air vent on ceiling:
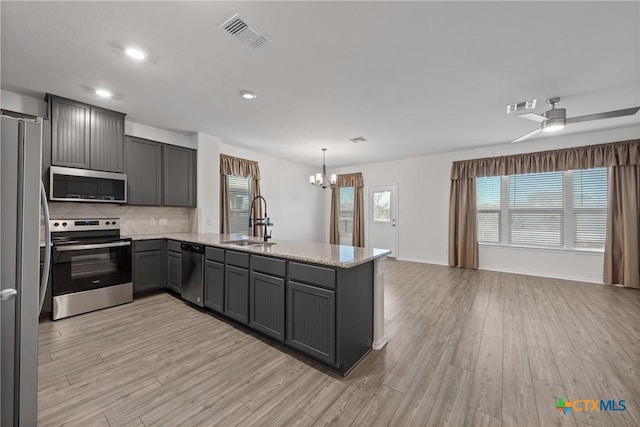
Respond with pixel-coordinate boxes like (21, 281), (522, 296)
(219, 14), (268, 49)
(349, 136), (367, 143)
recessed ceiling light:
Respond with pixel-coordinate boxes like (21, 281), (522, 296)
(125, 47), (146, 60)
(240, 90), (257, 100)
(95, 89), (112, 98)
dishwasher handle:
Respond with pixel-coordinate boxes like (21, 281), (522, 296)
(181, 243), (204, 253)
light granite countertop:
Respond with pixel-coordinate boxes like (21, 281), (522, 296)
(123, 232), (391, 268)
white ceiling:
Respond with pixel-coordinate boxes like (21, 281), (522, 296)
(2, 1), (639, 167)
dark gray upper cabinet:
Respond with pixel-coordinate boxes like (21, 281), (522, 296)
(50, 96), (91, 169)
(125, 137), (162, 206)
(163, 144), (197, 207)
(90, 107), (124, 172)
(48, 95), (125, 172)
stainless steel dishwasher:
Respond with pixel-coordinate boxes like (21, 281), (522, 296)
(181, 243), (204, 307)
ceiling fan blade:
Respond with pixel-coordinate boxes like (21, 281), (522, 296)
(567, 106), (640, 124)
(511, 128), (541, 143)
(516, 112), (547, 123)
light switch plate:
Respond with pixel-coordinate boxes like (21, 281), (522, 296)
(149, 219), (157, 226)
(159, 218), (168, 225)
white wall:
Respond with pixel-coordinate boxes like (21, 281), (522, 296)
(327, 125), (640, 283)
(195, 133), (221, 233)
(125, 121), (196, 149)
(220, 143), (326, 243)
(1, 89), (47, 116)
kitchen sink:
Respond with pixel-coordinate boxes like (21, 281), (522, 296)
(222, 239), (276, 247)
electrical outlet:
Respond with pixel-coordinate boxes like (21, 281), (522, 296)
(149, 219), (157, 226)
(159, 218), (167, 225)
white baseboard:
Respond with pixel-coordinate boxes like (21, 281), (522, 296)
(390, 258), (604, 285)
(476, 266), (604, 285)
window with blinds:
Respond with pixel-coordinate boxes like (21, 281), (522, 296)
(573, 168), (607, 249)
(476, 176), (501, 243)
(475, 168), (607, 251)
(509, 172), (564, 247)
(228, 176), (252, 235)
(339, 187), (355, 236)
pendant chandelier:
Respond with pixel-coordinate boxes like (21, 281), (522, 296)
(309, 148), (336, 189)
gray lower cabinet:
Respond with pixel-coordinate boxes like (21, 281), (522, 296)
(163, 144), (197, 207)
(204, 259), (224, 313)
(167, 250), (182, 294)
(249, 272), (285, 341)
(133, 251), (163, 293)
(224, 265), (249, 324)
(286, 280), (336, 365)
(125, 137), (162, 205)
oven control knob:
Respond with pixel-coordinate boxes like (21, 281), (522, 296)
(53, 222), (59, 227)
(112, 221), (117, 225)
(62, 222), (68, 227)
(105, 221), (110, 225)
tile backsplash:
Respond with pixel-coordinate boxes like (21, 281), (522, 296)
(44, 202), (196, 236)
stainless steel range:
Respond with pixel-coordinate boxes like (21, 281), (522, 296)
(50, 218), (132, 320)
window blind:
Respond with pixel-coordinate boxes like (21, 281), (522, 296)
(339, 187), (354, 235)
(477, 176), (501, 243)
(228, 175), (251, 234)
(508, 172), (564, 247)
(573, 168), (607, 249)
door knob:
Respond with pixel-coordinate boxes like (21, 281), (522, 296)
(0, 289), (18, 301)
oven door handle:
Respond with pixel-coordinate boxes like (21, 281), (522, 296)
(55, 241), (131, 252)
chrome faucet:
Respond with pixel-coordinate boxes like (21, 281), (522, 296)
(249, 196), (273, 242)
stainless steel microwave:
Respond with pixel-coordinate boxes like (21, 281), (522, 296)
(49, 166), (127, 203)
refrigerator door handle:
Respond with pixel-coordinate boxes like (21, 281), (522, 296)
(39, 181), (51, 312)
(0, 289), (18, 301)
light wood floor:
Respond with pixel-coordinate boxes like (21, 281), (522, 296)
(37, 261), (640, 426)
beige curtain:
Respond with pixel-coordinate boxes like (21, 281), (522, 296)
(352, 185), (365, 247)
(220, 154), (262, 236)
(451, 139), (639, 179)
(448, 177), (478, 269)
(220, 174), (230, 234)
(329, 187), (339, 244)
(329, 173), (365, 247)
(604, 165), (640, 288)
(448, 139), (640, 275)
(220, 154), (261, 179)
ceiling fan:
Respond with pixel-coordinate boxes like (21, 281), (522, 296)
(511, 97), (640, 143)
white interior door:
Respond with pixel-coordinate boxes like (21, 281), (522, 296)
(369, 185), (398, 257)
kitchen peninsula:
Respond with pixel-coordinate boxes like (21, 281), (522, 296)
(127, 232), (390, 375)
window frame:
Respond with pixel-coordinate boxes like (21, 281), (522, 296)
(476, 169), (607, 253)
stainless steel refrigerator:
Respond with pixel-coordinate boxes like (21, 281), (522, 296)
(1, 115), (51, 427)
